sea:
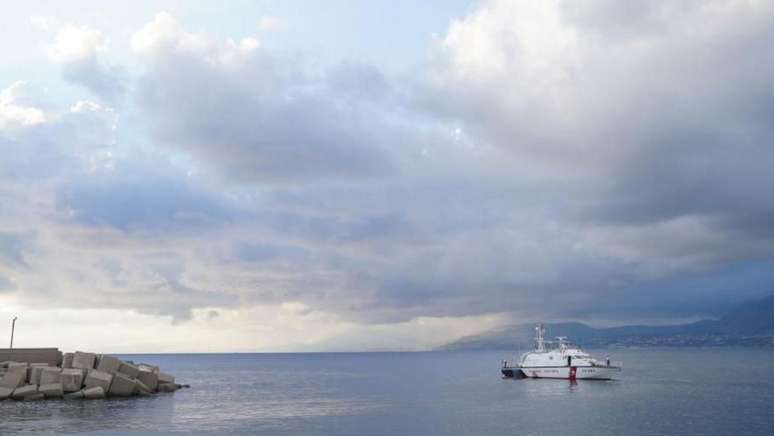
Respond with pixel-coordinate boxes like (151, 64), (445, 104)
(2, 348), (773, 435)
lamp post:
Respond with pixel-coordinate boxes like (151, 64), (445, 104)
(10, 316), (17, 350)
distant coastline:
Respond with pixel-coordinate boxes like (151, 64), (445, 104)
(440, 294), (774, 351)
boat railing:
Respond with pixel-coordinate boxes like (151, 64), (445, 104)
(592, 360), (623, 368)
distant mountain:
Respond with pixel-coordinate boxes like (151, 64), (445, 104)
(440, 294), (774, 350)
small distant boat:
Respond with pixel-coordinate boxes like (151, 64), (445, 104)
(501, 324), (622, 380)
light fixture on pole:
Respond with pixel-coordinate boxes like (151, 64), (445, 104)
(10, 316), (17, 350)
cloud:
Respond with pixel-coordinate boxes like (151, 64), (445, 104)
(47, 24), (125, 103)
(4, 2), (774, 351)
(0, 273), (16, 292)
(257, 16), (287, 32)
(131, 12), (397, 183)
(57, 170), (238, 232)
(0, 84), (117, 182)
(0, 231), (34, 267)
(0, 82), (46, 131)
(419, 0), (774, 271)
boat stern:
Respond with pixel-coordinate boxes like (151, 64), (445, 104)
(501, 367), (526, 378)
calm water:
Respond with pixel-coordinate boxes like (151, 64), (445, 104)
(2, 348), (773, 435)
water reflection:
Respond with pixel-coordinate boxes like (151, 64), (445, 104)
(2, 350), (774, 435)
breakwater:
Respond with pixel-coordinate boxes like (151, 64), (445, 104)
(0, 348), (185, 401)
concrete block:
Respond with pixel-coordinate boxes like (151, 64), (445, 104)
(97, 355), (121, 374)
(7, 362), (28, 381)
(62, 353), (74, 368)
(158, 372), (175, 384)
(84, 369), (112, 391)
(118, 361), (140, 378)
(135, 379), (152, 394)
(24, 392), (45, 401)
(137, 368), (158, 392)
(63, 389), (85, 399)
(30, 365), (48, 384)
(157, 382), (177, 393)
(61, 368), (86, 392)
(0, 386), (13, 400)
(108, 372), (136, 397)
(0, 370), (25, 389)
(38, 382), (64, 398)
(72, 351), (96, 370)
(0, 348), (61, 366)
(83, 386), (105, 399)
(11, 384), (38, 400)
(40, 367), (61, 385)
(139, 363), (160, 374)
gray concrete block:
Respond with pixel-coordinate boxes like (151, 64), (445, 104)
(157, 372), (175, 384)
(118, 361), (140, 378)
(135, 379), (152, 394)
(108, 372), (136, 397)
(24, 392), (45, 401)
(0, 370), (25, 389)
(157, 382), (177, 393)
(84, 369), (112, 391)
(38, 382), (64, 398)
(0, 348), (61, 366)
(61, 368), (86, 392)
(72, 351), (96, 370)
(137, 368), (158, 392)
(139, 363), (160, 374)
(97, 355), (121, 374)
(29, 365), (48, 385)
(11, 384), (38, 400)
(62, 352), (74, 368)
(83, 386), (105, 399)
(0, 386), (13, 400)
(63, 389), (85, 399)
(40, 367), (61, 385)
(7, 362), (28, 381)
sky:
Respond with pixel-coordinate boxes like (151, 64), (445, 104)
(2, 0), (774, 352)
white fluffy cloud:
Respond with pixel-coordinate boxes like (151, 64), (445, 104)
(45, 24), (124, 103)
(0, 82), (46, 131)
(48, 25), (108, 63)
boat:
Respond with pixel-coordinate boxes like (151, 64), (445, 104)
(501, 324), (622, 380)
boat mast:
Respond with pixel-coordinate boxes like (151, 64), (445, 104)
(535, 324), (545, 352)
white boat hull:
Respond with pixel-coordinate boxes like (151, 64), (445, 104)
(504, 365), (620, 380)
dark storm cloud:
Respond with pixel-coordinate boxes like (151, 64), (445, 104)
(57, 174), (238, 231)
(565, 258), (774, 321)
